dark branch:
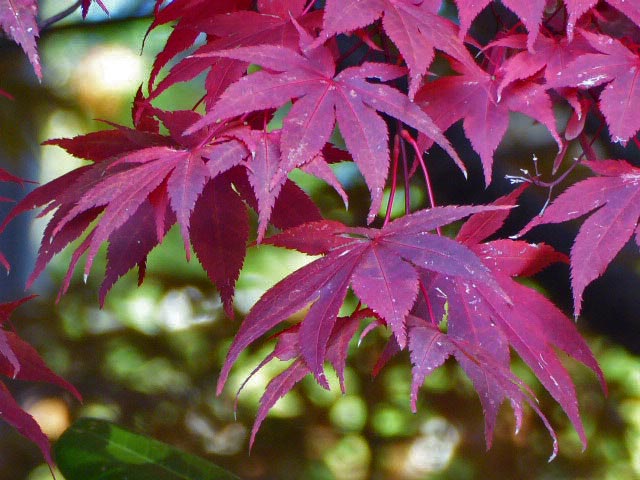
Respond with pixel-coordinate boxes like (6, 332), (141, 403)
(39, 1), (83, 32)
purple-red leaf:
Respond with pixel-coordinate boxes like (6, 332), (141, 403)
(249, 312), (361, 446)
(0, 295), (35, 325)
(0, 383), (53, 467)
(236, 129), (288, 242)
(0, 297), (81, 470)
(456, 184), (528, 245)
(407, 315), (559, 458)
(0, 332), (81, 400)
(549, 30), (640, 145)
(386, 187), (604, 455)
(218, 204), (504, 391)
(0, 296), (35, 375)
(453, 0), (545, 51)
(319, 0), (468, 98)
(148, 4), (321, 105)
(416, 56), (561, 185)
(191, 175), (249, 317)
(520, 159), (640, 316)
(0, 167), (25, 185)
(472, 239), (569, 277)
(189, 42), (461, 221)
(0, 0), (40, 78)
(81, 0), (108, 18)
(4, 112), (259, 309)
(412, 189), (605, 450)
(145, 0), (250, 88)
(490, 32), (595, 98)
(100, 201), (173, 306)
(265, 219), (351, 255)
(166, 152), (209, 256)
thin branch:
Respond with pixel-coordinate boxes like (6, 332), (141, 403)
(383, 134), (401, 226)
(419, 279), (438, 327)
(400, 131), (411, 215)
(39, 1), (83, 32)
(302, 0), (315, 15)
(401, 130), (441, 235)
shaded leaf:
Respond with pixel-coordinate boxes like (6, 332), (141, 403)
(0, 383), (53, 467)
(55, 418), (240, 480)
(191, 175), (248, 317)
(0, 297), (81, 470)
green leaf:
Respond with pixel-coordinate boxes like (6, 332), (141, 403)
(54, 418), (242, 480)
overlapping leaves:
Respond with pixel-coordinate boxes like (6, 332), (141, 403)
(188, 27), (463, 221)
(414, 187), (605, 456)
(453, 0), (640, 49)
(147, 0), (322, 107)
(415, 50), (561, 185)
(216, 206), (509, 425)
(219, 191), (604, 455)
(520, 159), (640, 316)
(548, 30), (640, 144)
(317, 0), (468, 98)
(2, 0), (633, 463)
(0, 109), (326, 316)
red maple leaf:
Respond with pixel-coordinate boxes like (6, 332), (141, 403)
(216, 204), (506, 392)
(0, 0), (40, 78)
(406, 315), (561, 457)
(453, 0), (640, 50)
(0, 111), (251, 314)
(606, 0), (640, 28)
(237, 312), (363, 446)
(549, 30), (640, 145)
(145, 0), (252, 98)
(416, 53), (562, 184)
(453, 0), (547, 51)
(0, 296), (81, 470)
(188, 30), (463, 221)
(0, 167), (27, 271)
(148, 0), (322, 106)
(411, 187), (605, 455)
(0, 167), (24, 186)
(520, 159), (640, 316)
(317, 0), (468, 98)
(0, 0), (109, 79)
(81, 0), (108, 18)
(565, 1), (640, 39)
(487, 31), (595, 98)
(232, 128), (344, 241)
(1, 0), (623, 463)
(0, 107), (326, 315)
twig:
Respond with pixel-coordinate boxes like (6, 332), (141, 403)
(383, 134), (401, 226)
(39, 1), (83, 32)
(400, 130), (411, 215)
(401, 130), (441, 235)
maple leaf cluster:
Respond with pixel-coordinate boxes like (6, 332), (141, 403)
(2, 0), (640, 464)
